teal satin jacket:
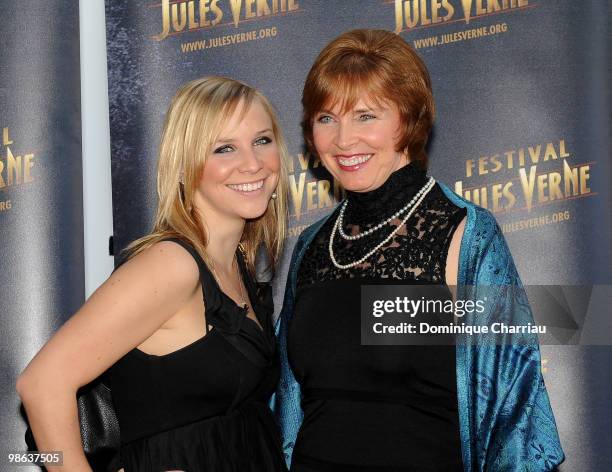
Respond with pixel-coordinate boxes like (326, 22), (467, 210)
(273, 182), (565, 471)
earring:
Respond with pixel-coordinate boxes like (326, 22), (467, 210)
(271, 192), (278, 200)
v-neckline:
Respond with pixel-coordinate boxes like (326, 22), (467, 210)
(207, 248), (265, 334)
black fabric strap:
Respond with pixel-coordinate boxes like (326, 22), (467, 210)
(161, 237), (213, 333)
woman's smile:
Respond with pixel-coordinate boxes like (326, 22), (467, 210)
(335, 153), (373, 171)
(226, 178), (266, 194)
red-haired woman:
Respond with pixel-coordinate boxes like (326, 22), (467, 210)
(274, 29), (564, 472)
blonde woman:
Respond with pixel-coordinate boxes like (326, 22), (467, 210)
(17, 77), (289, 472)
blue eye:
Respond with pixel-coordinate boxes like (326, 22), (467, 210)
(214, 145), (234, 154)
(254, 136), (273, 146)
(317, 115), (333, 124)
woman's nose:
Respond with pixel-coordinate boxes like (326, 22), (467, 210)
(239, 148), (264, 173)
(335, 121), (358, 149)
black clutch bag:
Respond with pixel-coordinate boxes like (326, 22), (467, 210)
(23, 374), (121, 472)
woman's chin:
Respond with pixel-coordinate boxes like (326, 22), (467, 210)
(338, 176), (382, 193)
(234, 200), (271, 221)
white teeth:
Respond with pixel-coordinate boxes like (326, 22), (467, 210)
(338, 154), (372, 166)
(227, 180), (264, 192)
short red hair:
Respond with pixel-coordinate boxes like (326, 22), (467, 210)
(302, 29), (435, 169)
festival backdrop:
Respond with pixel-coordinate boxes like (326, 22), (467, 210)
(105, 1), (611, 469)
(0, 0), (84, 460)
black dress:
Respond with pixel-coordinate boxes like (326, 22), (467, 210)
(287, 163), (467, 471)
(108, 238), (287, 472)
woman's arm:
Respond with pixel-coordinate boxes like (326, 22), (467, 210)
(445, 216), (467, 297)
(16, 241), (200, 471)
(478, 225), (565, 470)
(459, 209), (564, 470)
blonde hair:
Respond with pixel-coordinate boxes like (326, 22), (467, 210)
(124, 76), (288, 277)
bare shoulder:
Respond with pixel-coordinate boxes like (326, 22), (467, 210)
(111, 239), (200, 290)
(445, 216), (467, 290)
(17, 240), (204, 392)
(452, 216), (467, 245)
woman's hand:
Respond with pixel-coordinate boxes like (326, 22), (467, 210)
(16, 241), (200, 470)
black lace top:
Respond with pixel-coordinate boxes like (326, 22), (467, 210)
(298, 162), (466, 286)
(288, 162), (467, 471)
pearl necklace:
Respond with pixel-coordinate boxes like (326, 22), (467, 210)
(337, 176), (435, 240)
(328, 177), (436, 270)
